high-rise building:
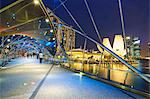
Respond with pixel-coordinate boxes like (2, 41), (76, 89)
(45, 8), (76, 55)
(126, 36), (141, 58)
(62, 27), (75, 51)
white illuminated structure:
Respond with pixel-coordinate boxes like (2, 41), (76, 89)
(113, 35), (126, 57)
(97, 35), (127, 57)
(102, 38), (113, 56)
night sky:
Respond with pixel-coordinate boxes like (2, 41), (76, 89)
(0, 0), (149, 56)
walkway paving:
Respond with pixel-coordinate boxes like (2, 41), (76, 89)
(34, 65), (144, 99)
(0, 58), (51, 99)
(0, 58), (145, 99)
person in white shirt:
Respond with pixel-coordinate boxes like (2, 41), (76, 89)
(39, 52), (43, 63)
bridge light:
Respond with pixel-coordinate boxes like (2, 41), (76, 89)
(39, 20), (41, 23)
(12, 13), (16, 20)
(50, 29), (53, 32)
(45, 19), (49, 23)
(126, 36), (130, 40)
(7, 39), (10, 42)
(52, 38), (55, 40)
(34, 0), (39, 5)
(12, 13), (15, 16)
(12, 16), (16, 20)
(7, 45), (9, 48)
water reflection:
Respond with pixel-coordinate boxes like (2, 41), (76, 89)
(65, 60), (149, 93)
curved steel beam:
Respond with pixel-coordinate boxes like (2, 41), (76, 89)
(0, 0), (24, 13)
(0, 16), (44, 33)
(7, 37), (53, 57)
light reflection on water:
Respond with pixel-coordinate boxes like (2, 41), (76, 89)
(66, 59), (149, 93)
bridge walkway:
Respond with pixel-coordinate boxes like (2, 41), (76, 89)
(0, 58), (144, 99)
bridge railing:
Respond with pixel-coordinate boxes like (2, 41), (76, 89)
(0, 52), (19, 67)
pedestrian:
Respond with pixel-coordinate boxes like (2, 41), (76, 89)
(39, 51), (43, 63)
(37, 53), (39, 59)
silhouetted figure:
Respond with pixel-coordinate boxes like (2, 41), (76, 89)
(27, 54), (29, 58)
(37, 53), (39, 59)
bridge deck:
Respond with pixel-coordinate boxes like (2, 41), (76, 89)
(0, 58), (144, 99)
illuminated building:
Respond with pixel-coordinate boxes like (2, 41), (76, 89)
(67, 48), (101, 61)
(46, 7), (75, 53)
(97, 35), (141, 58)
(113, 35), (126, 57)
(126, 36), (141, 58)
(102, 38), (113, 56)
(132, 37), (141, 58)
(62, 27), (75, 51)
(97, 35), (126, 58)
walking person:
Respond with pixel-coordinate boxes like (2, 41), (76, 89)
(39, 51), (43, 63)
(36, 53), (39, 59)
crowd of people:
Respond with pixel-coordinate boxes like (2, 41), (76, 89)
(23, 51), (48, 63)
